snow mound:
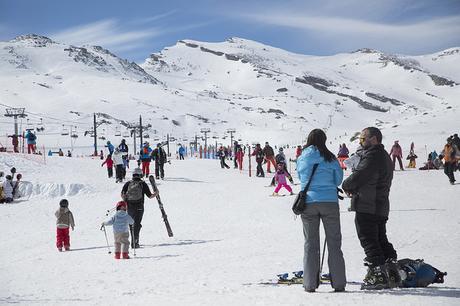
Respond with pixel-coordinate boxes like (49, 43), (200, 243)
(17, 181), (94, 199)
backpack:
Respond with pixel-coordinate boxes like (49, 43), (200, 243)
(398, 258), (447, 288)
(29, 133), (36, 141)
(125, 180), (143, 201)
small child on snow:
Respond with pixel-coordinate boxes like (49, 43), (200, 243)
(272, 164), (294, 196)
(102, 201), (134, 259)
(1, 175), (14, 203)
(101, 154), (114, 178)
(55, 199), (75, 251)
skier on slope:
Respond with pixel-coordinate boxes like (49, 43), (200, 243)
(139, 142), (153, 177)
(270, 148), (294, 185)
(251, 143), (265, 177)
(389, 140), (404, 171)
(151, 143), (167, 179)
(263, 142), (276, 173)
(233, 141), (242, 169)
(439, 137), (457, 185)
(25, 130), (37, 154)
(121, 168), (157, 248)
(101, 154), (114, 178)
(272, 163), (294, 196)
(112, 148), (124, 183)
(55, 199), (75, 252)
(235, 146), (244, 170)
(101, 201), (134, 259)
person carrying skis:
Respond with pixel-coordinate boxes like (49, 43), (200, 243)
(25, 130), (37, 154)
(439, 137), (457, 185)
(140, 142), (153, 177)
(101, 154), (114, 178)
(272, 163), (294, 196)
(101, 201), (134, 259)
(342, 127), (400, 290)
(151, 143), (167, 179)
(251, 143), (265, 177)
(263, 142), (276, 173)
(389, 140), (404, 171)
(296, 129), (346, 293)
(121, 168), (157, 248)
(217, 146), (230, 169)
(112, 148), (124, 183)
(55, 199), (75, 252)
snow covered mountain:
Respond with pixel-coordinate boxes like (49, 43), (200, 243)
(1, 34), (459, 153)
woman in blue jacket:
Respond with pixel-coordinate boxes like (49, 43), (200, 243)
(296, 129), (346, 292)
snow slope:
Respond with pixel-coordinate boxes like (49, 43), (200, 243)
(1, 35), (459, 154)
(0, 152), (459, 305)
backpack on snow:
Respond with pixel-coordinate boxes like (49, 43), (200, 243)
(125, 180), (144, 201)
(398, 258), (447, 288)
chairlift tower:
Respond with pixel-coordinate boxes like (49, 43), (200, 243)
(226, 128), (236, 150)
(4, 107), (27, 139)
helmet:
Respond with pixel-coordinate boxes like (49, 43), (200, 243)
(116, 201), (127, 210)
(10, 167), (16, 174)
(59, 199), (69, 208)
(106, 141), (111, 144)
(5, 175), (12, 180)
(16, 173), (22, 180)
(132, 168), (143, 178)
(279, 147), (284, 152)
(157, 143), (162, 147)
(143, 141), (149, 146)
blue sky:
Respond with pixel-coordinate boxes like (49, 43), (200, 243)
(1, 0), (459, 62)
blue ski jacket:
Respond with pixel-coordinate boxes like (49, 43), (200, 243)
(296, 146), (343, 204)
(103, 210), (134, 233)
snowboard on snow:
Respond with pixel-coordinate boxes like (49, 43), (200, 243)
(148, 175), (173, 237)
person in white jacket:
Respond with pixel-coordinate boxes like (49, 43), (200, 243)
(112, 148), (124, 183)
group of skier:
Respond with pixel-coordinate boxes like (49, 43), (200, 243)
(0, 167), (22, 203)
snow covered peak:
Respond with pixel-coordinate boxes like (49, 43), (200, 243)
(11, 34), (56, 47)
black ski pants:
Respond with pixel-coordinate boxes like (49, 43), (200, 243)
(256, 161), (264, 177)
(392, 156), (404, 170)
(115, 165), (124, 182)
(155, 162), (165, 179)
(443, 162), (456, 183)
(220, 156), (230, 169)
(128, 202), (144, 245)
(107, 167), (113, 178)
(355, 212), (397, 266)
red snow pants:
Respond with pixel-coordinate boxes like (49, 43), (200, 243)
(56, 227), (70, 248)
(142, 161), (150, 176)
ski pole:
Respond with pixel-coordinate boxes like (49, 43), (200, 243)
(319, 238), (327, 283)
(130, 226), (136, 257)
(100, 225), (112, 254)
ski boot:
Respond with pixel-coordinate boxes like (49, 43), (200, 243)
(114, 252), (121, 259)
(122, 252), (130, 259)
(385, 258), (402, 288)
(272, 192), (279, 196)
(361, 264), (389, 290)
(58, 247), (62, 252)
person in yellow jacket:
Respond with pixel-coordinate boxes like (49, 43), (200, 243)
(440, 137), (457, 185)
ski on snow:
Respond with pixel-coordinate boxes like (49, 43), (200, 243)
(148, 175), (173, 237)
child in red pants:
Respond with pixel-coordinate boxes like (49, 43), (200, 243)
(55, 199), (75, 251)
(272, 164), (294, 196)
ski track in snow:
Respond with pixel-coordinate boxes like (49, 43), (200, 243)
(0, 152), (459, 305)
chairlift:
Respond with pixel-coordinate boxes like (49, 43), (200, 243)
(36, 118), (45, 132)
(98, 128), (106, 140)
(122, 129), (130, 137)
(153, 137), (160, 142)
(143, 134), (150, 139)
(71, 126), (78, 138)
(61, 125), (69, 136)
(26, 119), (34, 131)
(115, 126), (121, 137)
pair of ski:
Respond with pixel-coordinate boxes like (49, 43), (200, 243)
(148, 175), (173, 237)
(257, 271), (330, 286)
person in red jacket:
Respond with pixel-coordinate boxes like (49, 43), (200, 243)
(235, 146), (244, 170)
(101, 154), (114, 178)
(389, 140), (404, 171)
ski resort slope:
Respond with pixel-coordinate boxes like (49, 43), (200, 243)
(0, 152), (459, 305)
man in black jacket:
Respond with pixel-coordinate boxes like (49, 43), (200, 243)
(151, 143), (167, 179)
(121, 168), (157, 248)
(342, 127), (399, 290)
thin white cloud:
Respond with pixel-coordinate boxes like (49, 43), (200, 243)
(131, 10), (178, 25)
(49, 19), (161, 50)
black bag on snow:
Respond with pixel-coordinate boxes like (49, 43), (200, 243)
(292, 164), (318, 215)
(398, 258), (447, 288)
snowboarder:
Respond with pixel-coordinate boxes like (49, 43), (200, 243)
(389, 140), (404, 171)
(406, 142), (417, 168)
(121, 168), (157, 248)
(272, 163), (294, 196)
(25, 130), (37, 154)
(101, 154), (114, 178)
(251, 143), (265, 177)
(101, 201), (134, 259)
(55, 199), (75, 252)
(342, 127), (400, 290)
(263, 142), (276, 173)
(139, 142), (152, 177)
(151, 143), (167, 179)
(296, 129), (346, 292)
